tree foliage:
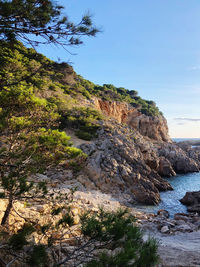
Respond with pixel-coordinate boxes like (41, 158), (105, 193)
(0, 207), (159, 266)
(0, 40), (85, 225)
(82, 209), (159, 267)
(0, 0), (99, 48)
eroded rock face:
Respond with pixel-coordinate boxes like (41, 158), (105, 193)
(127, 113), (170, 142)
(93, 98), (171, 142)
(158, 143), (200, 173)
(158, 157), (176, 177)
(80, 121), (173, 205)
(74, 96), (200, 205)
(78, 120), (200, 205)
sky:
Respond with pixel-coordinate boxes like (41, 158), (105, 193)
(37, 0), (200, 138)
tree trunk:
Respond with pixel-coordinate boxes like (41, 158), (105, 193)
(1, 195), (13, 225)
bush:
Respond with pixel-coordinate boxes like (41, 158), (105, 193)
(81, 209), (159, 267)
(1, 203), (159, 267)
(76, 130), (93, 141)
(61, 107), (102, 140)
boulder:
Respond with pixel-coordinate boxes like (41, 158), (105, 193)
(180, 191), (200, 206)
(160, 225), (170, 233)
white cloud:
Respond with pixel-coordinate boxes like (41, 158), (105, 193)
(174, 118), (200, 122)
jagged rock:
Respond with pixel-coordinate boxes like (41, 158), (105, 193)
(78, 118), (200, 205)
(180, 191), (200, 206)
(130, 184), (160, 205)
(158, 157), (176, 177)
(158, 144), (200, 174)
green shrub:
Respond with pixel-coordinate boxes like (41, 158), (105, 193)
(61, 107), (102, 140)
(28, 245), (48, 267)
(3, 207), (159, 267)
(82, 209), (159, 267)
(76, 130), (93, 140)
(0, 41), (161, 118)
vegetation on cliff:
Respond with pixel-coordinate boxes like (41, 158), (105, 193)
(0, 40), (162, 144)
(76, 76), (162, 117)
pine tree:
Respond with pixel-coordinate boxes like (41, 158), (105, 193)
(0, 0), (99, 48)
(0, 41), (84, 225)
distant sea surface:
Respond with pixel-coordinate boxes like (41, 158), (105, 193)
(173, 137), (200, 143)
(137, 138), (200, 217)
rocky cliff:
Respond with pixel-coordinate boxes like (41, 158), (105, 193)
(93, 98), (170, 142)
(75, 117), (200, 205)
(55, 69), (200, 206)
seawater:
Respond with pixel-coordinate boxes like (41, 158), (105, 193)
(137, 173), (200, 217)
(173, 138), (200, 143)
(136, 138), (200, 217)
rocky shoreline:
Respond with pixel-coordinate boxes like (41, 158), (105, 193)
(73, 116), (200, 206)
(66, 106), (200, 266)
(1, 168), (199, 267)
(139, 208), (200, 267)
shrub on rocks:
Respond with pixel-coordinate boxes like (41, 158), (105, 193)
(0, 207), (159, 267)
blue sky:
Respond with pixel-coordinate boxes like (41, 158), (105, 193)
(37, 0), (200, 138)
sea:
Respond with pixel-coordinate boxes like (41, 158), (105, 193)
(173, 138), (200, 143)
(137, 138), (200, 217)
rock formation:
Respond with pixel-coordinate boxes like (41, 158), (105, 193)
(180, 191), (200, 213)
(77, 115), (200, 205)
(93, 97), (170, 142)
(72, 98), (200, 205)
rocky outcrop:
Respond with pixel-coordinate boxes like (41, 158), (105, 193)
(127, 113), (170, 142)
(93, 98), (171, 142)
(79, 121), (172, 205)
(140, 211), (200, 267)
(72, 95), (200, 205)
(180, 191), (200, 213)
(77, 119), (200, 205)
(158, 143), (200, 173)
